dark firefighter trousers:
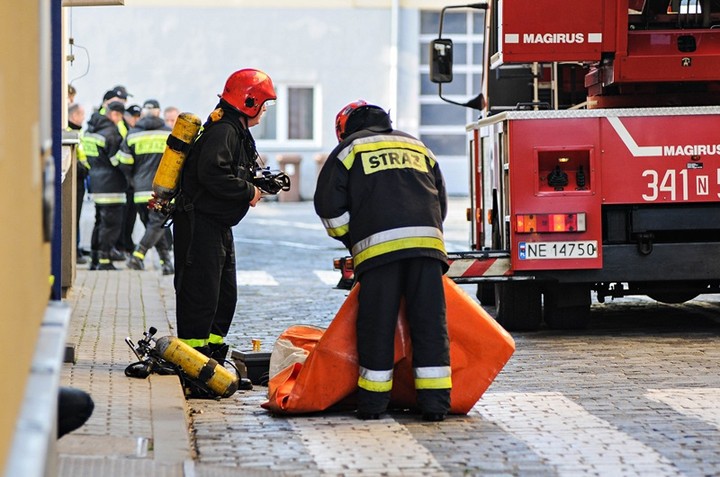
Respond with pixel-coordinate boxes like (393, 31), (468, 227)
(356, 257), (451, 415)
(173, 209), (237, 345)
(135, 203), (172, 256)
(91, 203), (125, 260)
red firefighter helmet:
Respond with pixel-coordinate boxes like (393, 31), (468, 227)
(335, 100), (368, 141)
(220, 69), (277, 118)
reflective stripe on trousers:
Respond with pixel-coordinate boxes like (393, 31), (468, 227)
(358, 367), (393, 393)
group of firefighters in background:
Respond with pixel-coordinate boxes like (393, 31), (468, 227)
(69, 84), (180, 273)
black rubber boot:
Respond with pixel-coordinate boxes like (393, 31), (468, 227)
(89, 251), (99, 270)
(97, 252), (118, 270)
(421, 412), (446, 422)
(208, 343), (229, 362)
(158, 249), (175, 275)
(126, 248), (145, 270)
(357, 410), (382, 420)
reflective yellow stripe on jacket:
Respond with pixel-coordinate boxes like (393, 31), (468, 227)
(118, 121), (128, 139)
(81, 133), (106, 158)
(127, 131), (168, 155)
(351, 226), (446, 268)
(76, 141), (90, 170)
(320, 211), (350, 238)
(68, 128), (90, 169)
(115, 150), (134, 166)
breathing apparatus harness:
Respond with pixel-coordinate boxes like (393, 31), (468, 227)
(148, 105), (291, 227)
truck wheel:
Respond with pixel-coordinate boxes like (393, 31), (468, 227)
(476, 283), (496, 306)
(543, 285), (590, 330)
(494, 282), (542, 331)
(646, 292), (698, 304)
(642, 282), (699, 304)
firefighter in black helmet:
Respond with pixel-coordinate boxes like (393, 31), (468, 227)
(314, 100), (452, 421)
(83, 100), (128, 270)
(172, 69), (276, 394)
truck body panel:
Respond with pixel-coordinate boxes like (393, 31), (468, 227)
(472, 107), (720, 278)
(425, 0), (720, 328)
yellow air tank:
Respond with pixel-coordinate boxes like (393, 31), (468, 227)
(152, 112), (202, 201)
(155, 336), (239, 398)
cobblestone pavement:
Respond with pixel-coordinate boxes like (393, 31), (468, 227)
(187, 198), (720, 476)
(65, 197), (720, 476)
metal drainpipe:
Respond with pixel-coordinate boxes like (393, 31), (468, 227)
(389, 0), (399, 117)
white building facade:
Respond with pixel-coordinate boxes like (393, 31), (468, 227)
(65, 0), (485, 197)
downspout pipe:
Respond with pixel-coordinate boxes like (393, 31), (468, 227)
(389, 0), (399, 116)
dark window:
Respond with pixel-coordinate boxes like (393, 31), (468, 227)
(472, 11), (485, 34)
(421, 104), (468, 126)
(442, 12), (467, 34)
(472, 73), (483, 93)
(420, 42), (429, 65)
(420, 11), (439, 34)
(451, 42), (468, 66)
(420, 134), (467, 156)
(288, 87), (314, 140)
(421, 73), (468, 95)
(472, 41), (484, 64)
(254, 86), (316, 142)
(420, 9), (483, 161)
(421, 11), (466, 35)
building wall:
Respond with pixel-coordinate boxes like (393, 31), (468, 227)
(0, 0), (52, 469)
(65, 2), (470, 197)
(0, 0), (468, 468)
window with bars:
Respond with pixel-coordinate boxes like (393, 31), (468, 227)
(418, 9), (485, 158)
(254, 85), (319, 146)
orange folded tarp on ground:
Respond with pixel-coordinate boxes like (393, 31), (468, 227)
(262, 277), (515, 415)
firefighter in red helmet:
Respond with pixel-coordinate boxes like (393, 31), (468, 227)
(315, 100), (452, 421)
(172, 68), (276, 395)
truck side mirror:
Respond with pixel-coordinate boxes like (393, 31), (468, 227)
(430, 39), (454, 84)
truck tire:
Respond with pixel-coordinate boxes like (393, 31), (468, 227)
(543, 284), (591, 330)
(494, 282), (542, 331)
(642, 282), (699, 304)
(647, 292), (699, 304)
(476, 283), (496, 306)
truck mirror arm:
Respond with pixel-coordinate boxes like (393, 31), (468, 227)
(438, 84), (486, 111)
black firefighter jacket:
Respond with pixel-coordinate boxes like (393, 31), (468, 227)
(116, 116), (171, 204)
(82, 112), (127, 204)
(179, 108), (258, 227)
(314, 128), (449, 276)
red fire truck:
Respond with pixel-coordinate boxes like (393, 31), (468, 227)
(426, 0), (720, 330)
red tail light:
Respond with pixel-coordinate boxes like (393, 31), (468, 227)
(515, 213), (586, 233)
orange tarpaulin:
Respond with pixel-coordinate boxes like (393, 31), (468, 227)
(262, 277), (515, 415)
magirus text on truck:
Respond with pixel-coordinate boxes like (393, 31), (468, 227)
(428, 0), (720, 331)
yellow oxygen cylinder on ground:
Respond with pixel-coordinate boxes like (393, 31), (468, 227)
(152, 112), (202, 201)
(155, 336), (239, 398)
